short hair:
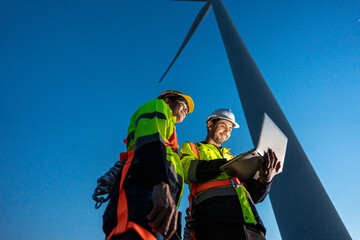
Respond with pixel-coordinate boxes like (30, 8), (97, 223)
(210, 118), (220, 125)
(207, 118), (220, 132)
(161, 94), (189, 110)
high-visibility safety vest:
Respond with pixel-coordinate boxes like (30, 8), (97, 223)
(180, 142), (257, 226)
(107, 99), (184, 240)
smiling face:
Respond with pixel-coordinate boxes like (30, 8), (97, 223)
(206, 119), (233, 147)
(165, 98), (188, 123)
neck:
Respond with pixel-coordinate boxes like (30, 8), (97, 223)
(205, 136), (221, 148)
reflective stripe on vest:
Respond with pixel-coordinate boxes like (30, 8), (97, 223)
(195, 185), (237, 204)
(126, 99), (174, 152)
(187, 142), (257, 225)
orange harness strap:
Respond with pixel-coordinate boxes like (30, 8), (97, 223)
(107, 150), (157, 240)
(165, 127), (179, 153)
(188, 142), (199, 159)
(194, 177), (240, 196)
(107, 130), (178, 240)
(187, 142), (199, 215)
(186, 142), (242, 240)
(187, 142), (242, 208)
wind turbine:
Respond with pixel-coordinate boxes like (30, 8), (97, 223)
(159, 0), (352, 239)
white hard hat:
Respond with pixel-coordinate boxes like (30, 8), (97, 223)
(206, 108), (239, 128)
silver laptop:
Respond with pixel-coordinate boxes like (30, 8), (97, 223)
(220, 113), (288, 181)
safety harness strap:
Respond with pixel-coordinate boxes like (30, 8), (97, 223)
(107, 131), (180, 240)
(187, 142), (199, 215)
(188, 141), (199, 159)
(165, 127), (179, 153)
(107, 150), (157, 240)
(186, 142), (257, 226)
(194, 177), (240, 196)
(188, 142), (241, 198)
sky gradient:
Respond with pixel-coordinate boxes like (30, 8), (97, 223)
(1, 0), (359, 239)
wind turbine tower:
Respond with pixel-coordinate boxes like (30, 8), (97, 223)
(160, 0), (352, 239)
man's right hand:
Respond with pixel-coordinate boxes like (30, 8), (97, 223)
(147, 182), (178, 240)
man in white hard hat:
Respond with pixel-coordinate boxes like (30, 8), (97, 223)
(180, 109), (280, 240)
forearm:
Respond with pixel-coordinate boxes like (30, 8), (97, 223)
(189, 158), (228, 183)
(180, 142), (228, 184)
(245, 178), (272, 203)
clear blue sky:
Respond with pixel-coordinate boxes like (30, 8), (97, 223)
(1, 0), (359, 239)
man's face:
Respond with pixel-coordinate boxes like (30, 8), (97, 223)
(168, 99), (188, 123)
(208, 119), (233, 145)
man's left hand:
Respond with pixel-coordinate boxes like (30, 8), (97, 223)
(147, 182), (178, 240)
(259, 148), (281, 184)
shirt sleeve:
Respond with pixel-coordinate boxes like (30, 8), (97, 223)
(245, 178), (272, 204)
(180, 142), (227, 184)
(127, 99), (173, 188)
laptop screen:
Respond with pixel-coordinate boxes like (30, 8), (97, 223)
(256, 113), (288, 173)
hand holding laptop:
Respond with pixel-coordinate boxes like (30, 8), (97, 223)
(219, 113), (288, 181)
(258, 148), (281, 184)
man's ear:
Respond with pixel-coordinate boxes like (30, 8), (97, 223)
(207, 121), (213, 131)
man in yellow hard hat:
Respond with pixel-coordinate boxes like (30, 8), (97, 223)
(98, 90), (194, 240)
(180, 109), (280, 240)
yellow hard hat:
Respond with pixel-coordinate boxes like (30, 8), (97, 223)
(158, 90), (194, 114)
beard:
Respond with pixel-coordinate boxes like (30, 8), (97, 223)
(213, 131), (229, 145)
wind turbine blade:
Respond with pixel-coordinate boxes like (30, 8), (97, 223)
(159, 2), (212, 83)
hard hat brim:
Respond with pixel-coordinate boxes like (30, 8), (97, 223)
(206, 115), (240, 128)
(158, 90), (194, 113)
